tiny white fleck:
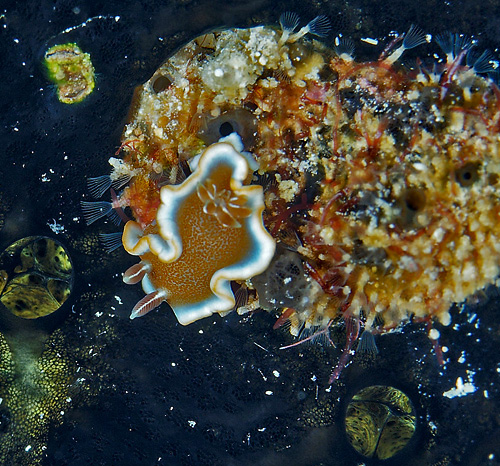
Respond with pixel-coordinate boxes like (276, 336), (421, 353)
(273, 370), (280, 378)
(187, 420), (196, 428)
(428, 328), (440, 340)
(265, 390), (273, 396)
(361, 37), (378, 45)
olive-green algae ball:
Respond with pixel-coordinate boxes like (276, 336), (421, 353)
(345, 385), (417, 460)
(0, 237), (73, 319)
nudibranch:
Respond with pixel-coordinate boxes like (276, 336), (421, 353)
(83, 12), (500, 378)
(121, 136), (275, 324)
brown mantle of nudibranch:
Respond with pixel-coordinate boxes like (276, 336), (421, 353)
(84, 14), (500, 369)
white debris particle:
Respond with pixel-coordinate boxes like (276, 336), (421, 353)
(443, 376), (477, 398)
(187, 420), (196, 428)
(431, 227), (445, 243)
(428, 328), (440, 340)
(273, 370), (280, 378)
(25, 445), (32, 452)
(265, 390), (273, 396)
(114, 295), (123, 305)
(361, 37), (379, 45)
(47, 219), (66, 234)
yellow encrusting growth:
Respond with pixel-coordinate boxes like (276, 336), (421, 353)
(0, 331), (75, 462)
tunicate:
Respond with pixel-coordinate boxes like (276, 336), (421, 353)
(345, 385), (416, 460)
(0, 237), (73, 319)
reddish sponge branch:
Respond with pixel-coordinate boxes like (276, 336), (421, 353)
(329, 316), (360, 383)
(270, 192), (310, 236)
